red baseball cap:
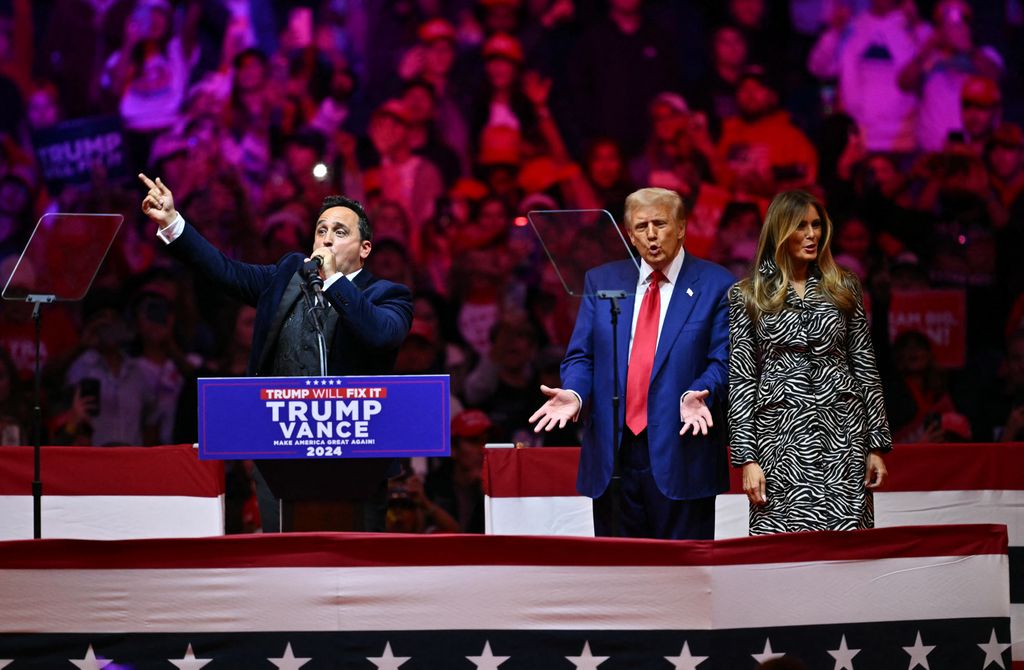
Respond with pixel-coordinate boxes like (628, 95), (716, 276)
(452, 409), (493, 438)
(418, 18), (456, 43)
(482, 34), (524, 63)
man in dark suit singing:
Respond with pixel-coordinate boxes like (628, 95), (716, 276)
(139, 173), (413, 532)
(530, 187), (733, 539)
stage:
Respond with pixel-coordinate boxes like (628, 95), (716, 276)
(0, 443), (1018, 668)
(0, 524), (1012, 668)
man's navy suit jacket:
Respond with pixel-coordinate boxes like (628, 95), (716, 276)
(561, 254), (733, 500)
(167, 223), (413, 376)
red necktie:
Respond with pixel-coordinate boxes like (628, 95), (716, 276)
(625, 270), (664, 434)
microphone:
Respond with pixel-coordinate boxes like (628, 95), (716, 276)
(302, 256), (324, 305)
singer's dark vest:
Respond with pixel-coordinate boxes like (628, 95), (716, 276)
(267, 273), (340, 376)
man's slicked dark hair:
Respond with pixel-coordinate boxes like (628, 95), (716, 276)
(317, 195), (372, 242)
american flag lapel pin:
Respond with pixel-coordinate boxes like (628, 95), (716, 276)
(686, 288), (694, 297)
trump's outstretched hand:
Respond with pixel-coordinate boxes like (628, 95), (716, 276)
(138, 173), (177, 229)
(679, 389), (712, 436)
(529, 385), (580, 432)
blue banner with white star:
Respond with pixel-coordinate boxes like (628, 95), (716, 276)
(0, 525), (1012, 669)
(197, 375), (450, 460)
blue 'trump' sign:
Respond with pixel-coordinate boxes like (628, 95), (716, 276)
(197, 375), (450, 460)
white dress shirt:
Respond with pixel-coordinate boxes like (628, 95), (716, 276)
(566, 249), (694, 417)
(627, 248), (685, 358)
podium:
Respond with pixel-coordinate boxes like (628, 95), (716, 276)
(257, 458), (396, 531)
(196, 374), (451, 532)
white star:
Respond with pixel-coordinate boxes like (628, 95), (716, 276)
(565, 641), (609, 669)
(752, 639), (785, 664)
(466, 641), (510, 669)
(69, 645), (113, 670)
(826, 635), (861, 670)
(313, 379), (320, 386)
(978, 629), (1010, 669)
(664, 640), (708, 670)
(903, 631), (936, 670)
(168, 644), (212, 669)
(367, 642), (410, 670)
(268, 642), (311, 670)
(305, 379), (311, 385)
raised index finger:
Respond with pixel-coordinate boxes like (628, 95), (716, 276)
(138, 173), (158, 190)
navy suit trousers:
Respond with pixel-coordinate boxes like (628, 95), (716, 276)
(592, 428), (716, 540)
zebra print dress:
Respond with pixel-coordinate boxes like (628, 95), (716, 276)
(727, 264), (892, 535)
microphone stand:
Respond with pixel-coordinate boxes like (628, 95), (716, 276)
(301, 260), (328, 376)
(596, 290), (627, 537)
(26, 294), (55, 539)
(299, 282), (328, 377)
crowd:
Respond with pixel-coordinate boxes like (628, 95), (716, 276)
(0, 0), (1023, 533)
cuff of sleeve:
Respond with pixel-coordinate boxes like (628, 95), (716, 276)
(728, 431), (756, 467)
(681, 389), (713, 409)
(730, 452), (757, 468)
(867, 431), (893, 453)
(156, 213), (185, 244)
(567, 389), (583, 422)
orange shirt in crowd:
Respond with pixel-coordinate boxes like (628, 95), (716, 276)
(717, 110), (819, 188)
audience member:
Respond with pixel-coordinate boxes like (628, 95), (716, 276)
(402, 78), (462, 187)
(568, 0), (683, 151)
(0, 347), (28, 445)
(464, 311), (543, 439)
(718, 65), (819, 194)
(62, 304), (159, 446)
(400, 18), (471, 171)
(629, 92), (691, 188)
(959, 75), (1002, 150)
(130, 280), (189, 444)
(808, 0), (928, 153)
(426, 409), (492, 533)
(101, 0), (200, 169)
(987, 123), (1024, 209)
(884, 330), (965, 443)
(25, 80), (61, 131)
(368, 98), (444, 264)
(971, 330), (1024, 441)
(387, 468), (460, 534)
(691, 24), (747, 137)
(472, 33), (535, 142)
(583, 137), (634, 223)
(898, 0), (1003, 151)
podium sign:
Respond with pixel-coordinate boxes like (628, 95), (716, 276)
(198, 375), (450, 460)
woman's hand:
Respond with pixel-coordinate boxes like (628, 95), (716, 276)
(865, 451), (887, 489)
(742, 462), (767, 505)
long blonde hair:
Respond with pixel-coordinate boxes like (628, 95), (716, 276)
(737, 190), (858, 317)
